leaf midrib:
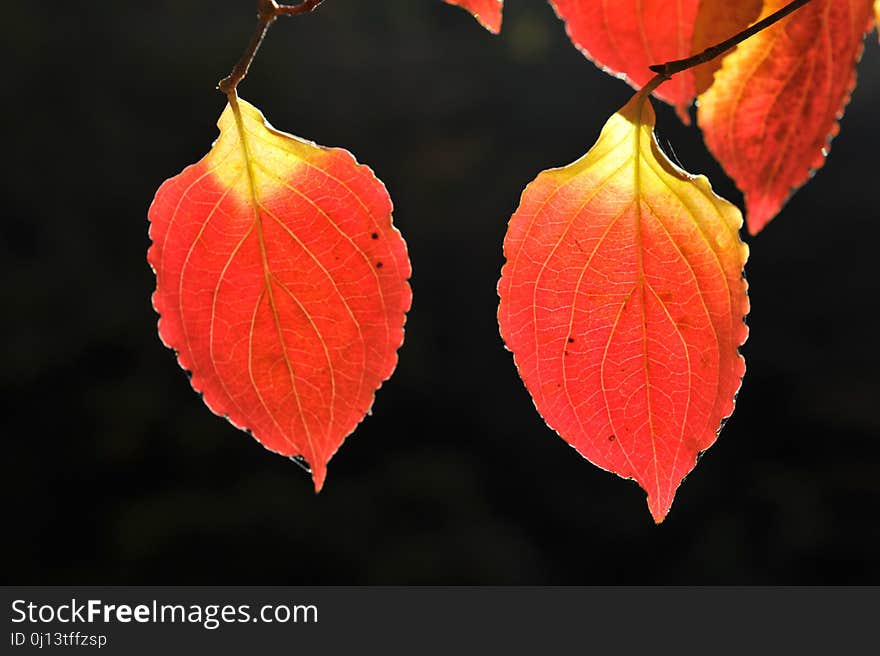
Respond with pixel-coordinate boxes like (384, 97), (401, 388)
(228, 96), (320, 470)
(631, 99), (663, 508)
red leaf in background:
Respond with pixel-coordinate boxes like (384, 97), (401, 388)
(498, 92), (749, 522)
(548, 0), (761, 123)
(698, 0), (875, 234)
(444, 0), (503, 34)
(549, 0), (699, 121)
(148, 97), (411, 491)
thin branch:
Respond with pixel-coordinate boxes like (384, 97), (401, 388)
(647, 0), (813, 82)
(276, 0), (324, 15)
(218, 0), (325, 97)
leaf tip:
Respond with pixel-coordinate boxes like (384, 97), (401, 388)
(311, 460), (327, 493)
(648, 494), (672, 525)
(745, 198), (776, 236)
(444, 0), (503, 34)
(674, 102), (692, 126)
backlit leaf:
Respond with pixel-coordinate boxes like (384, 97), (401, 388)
(498, 91), (749, 522)
(548, 0), (758, 122)
(444, 0), (503, 34)
(148, 97), (411, 491)
(698, 0), (875, 234)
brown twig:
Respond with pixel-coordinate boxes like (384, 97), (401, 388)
(218, 0), (324, 98)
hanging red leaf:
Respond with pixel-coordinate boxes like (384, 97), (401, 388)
(148, 97), (411, 491)
(548, 0), (761, 122)
(549, 0), (696, 121)
(698, 0), (875, 234)
(498, 91), (749, 522)
(444, 0), (503, 33)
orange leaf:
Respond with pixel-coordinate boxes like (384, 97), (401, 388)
(498, 92), (749, 522)
(548, 0), (758, 123)
(698, 0), (875, 234)
(444, 0), (503, 34)
(147, 97), (411, 491)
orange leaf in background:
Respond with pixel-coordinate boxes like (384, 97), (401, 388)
(698, 0), (875, 235)
(498, 92), (749, 522)
(444, 0), (503, 34)
(549, 0), (760, 122)
(148, 97), (411, 491)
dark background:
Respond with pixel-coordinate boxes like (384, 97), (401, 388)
(3, 1), (879, 584)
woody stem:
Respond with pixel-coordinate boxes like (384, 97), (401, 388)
(644, 0), (813, 96)
(218, 0), (324, 98)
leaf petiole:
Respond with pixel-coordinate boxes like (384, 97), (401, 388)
(218, 0), (325, 98)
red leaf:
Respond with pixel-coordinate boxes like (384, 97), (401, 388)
(148, 97), (411, 491)
(498, 92), (749, 522)
(550, 0), (699, 121)
(444, 0), (503, 34)
(698, 0), (875, 234)
(548, 0), (761, 123)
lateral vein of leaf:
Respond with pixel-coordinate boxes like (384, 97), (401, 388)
(759, 5), (826, 202)
(244, 124), (405, 286)
(639, 192), (715, 487)
(637, 1), (659, 83)
(210, 222), (262, 437)
(252, 158), (372, 417)
(639, 158), (735, 318)
(642, 158), (748, 478)
(503, 128), (632, 341)
(562, 199), (632, 462)
(504, 126), (631, 353)
(246, 286), (298, 449)
(752, 33), (802, 146)
(270, 270), (337, 431)
(722, 24), (783, 187)
(245, 128), (402, 416)
(675, 0), (686, 101)
(641, 150), (741, 492)
(530, 158), (631, 405)
(646, 273), (694, 495)
(159, 151), (236, 288)
(161, 166), (271, 438)
(599, 0), (629, 80)
(175, 177), (245, 418)
(258, 200), (342, 435)
(599, 284), (640, 479)
(178, 177), (238, 370)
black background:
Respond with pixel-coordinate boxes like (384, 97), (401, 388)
(3, 1), (879, 583)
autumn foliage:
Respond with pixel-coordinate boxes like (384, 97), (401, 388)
(456, 0), (877, 519)
(497, 93), (749, 522)
(698, 0), (875, 233)
(444, 0), (503, 33)
(148, 1), (877, 522)
(148, 98), (410, 491)
(461, 0), (876, 232)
